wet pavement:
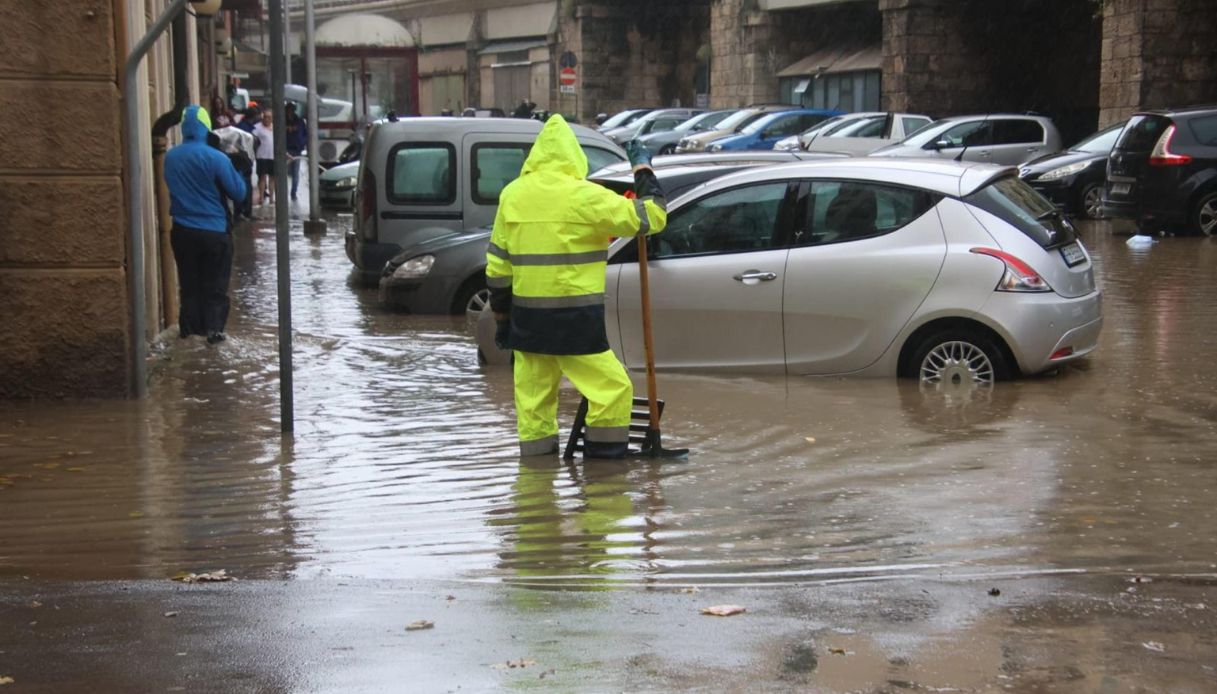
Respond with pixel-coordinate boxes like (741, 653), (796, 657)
(2, 211), (1216, 691)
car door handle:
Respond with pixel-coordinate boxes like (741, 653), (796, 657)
(733, 270), (777, 283)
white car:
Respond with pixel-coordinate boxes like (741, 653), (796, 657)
(480, 158), (1102, 383)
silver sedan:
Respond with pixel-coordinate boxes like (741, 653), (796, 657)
(481, 158), (1102, 383)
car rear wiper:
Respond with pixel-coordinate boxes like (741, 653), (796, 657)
(1036, 209), (1062, 221)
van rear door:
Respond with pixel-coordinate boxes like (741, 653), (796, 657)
(377, 141), (463, 250)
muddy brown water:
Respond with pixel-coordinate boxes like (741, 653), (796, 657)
(2, 218), (1215, 591)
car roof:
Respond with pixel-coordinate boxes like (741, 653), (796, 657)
(367, 117), (622, 152)
(695, 157), (1015, 198)
(936, 113), (1056, 123)
(591, 151), (807, 176)
(1133, 105), (1217, 118)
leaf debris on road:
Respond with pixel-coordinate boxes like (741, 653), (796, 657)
(406, 620), (434, 631)
(700, 604), (746, 617)
(0, 676), (14, 686)
(492, 658), (537, 670)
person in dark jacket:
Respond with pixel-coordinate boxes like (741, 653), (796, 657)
(164, 105), (248, 344)
(284, 102), (308, 200)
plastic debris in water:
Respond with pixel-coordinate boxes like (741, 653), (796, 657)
(1126, 234), (1154, 248)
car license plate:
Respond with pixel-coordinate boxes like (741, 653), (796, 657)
(1110, 183), (1131, 195)
(1060, 242), (1086, 267)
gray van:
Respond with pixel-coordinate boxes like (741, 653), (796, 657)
(345, 118), (626, 275)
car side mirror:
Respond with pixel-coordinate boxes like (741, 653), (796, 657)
(927, 139), (951, 150)
(595, 113), (608, 125)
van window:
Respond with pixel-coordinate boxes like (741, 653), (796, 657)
(902, 117), (931, 136)
(472, 144), (528, 204)
(1116, 115), (1171, 152)
(387, 143), (455, 205)
(964, 175), (1076, 249)
(583, 146), (624, 174)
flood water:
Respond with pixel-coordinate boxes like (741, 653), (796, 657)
(2, 216), (1216, 592)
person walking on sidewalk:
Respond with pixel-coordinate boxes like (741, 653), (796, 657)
(284, 102), (308, 201)
(164, 105), (248, 344)
(486, 115), (667, 459)
(252, 108), (275, 205)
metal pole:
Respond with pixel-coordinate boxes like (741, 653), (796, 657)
(123, 0), (192, 398)
(269, 0), (295, 433)
(303, 0), (326, 234)
(284, 0), (292, 85)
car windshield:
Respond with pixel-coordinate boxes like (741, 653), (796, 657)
(740, 113), (784, 135)
(714, 109), (761, 132)
(964, 175), (1076, 249)
(677, 110), (733, 133)
(828, 116), (886, 138)
(600, 110), (643, 129)
(1072, 123), (1123, 153)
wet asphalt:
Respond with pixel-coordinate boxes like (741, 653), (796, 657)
(1, 203), (1216, 692)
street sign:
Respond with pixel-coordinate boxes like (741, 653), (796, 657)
(560, 85), (575, 94)
(559, 67), (577, 87)
(559, 51), (577, 69)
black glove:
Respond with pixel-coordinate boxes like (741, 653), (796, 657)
(625, 140), (652, 170)
(494, 319), (511, 350)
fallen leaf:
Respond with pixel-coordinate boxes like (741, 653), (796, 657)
(804, 437), (816, 444)
(492, 658), (537, 670)
(1142, 641), (1165, 652)
(446, 595), (456, 601)
(679, 587), (700, 594)
(35, 463), (60, 470)
(829, 647), (852, 656)
(987, 588), (1001, 596)
(539, 669), (556, 680)
(129, 511), (145, 519)
(66, 466), (87, 472)
(0, 676), (14, 685)
(164, 611), (179, 618)
(171, 569), (233, 583)
(29, 601), (42, 608)
(406, 620), (434, 631)
(700, 604), (746, 617)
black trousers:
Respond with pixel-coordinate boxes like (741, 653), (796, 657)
(170, 225), (233, 337)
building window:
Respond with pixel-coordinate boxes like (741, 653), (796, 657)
(780, 70), (881, 113)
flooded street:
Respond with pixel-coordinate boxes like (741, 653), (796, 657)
(2, 213), (1216, 691)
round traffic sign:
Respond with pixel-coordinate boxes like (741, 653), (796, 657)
(559, 67), (577, 86)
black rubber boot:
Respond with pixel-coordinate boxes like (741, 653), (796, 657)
(583, 441), (629, 460)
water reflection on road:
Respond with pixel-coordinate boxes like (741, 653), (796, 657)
(1, 218), (1215, 592)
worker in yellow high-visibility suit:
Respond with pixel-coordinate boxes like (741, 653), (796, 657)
(486, 115), (667, 459)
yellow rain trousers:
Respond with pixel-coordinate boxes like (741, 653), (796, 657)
(486, 115), (666, 457)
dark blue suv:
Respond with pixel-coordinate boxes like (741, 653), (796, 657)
(1103, 106), (1217, 236)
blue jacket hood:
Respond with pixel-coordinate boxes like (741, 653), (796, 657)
(181, 105), (211, 141)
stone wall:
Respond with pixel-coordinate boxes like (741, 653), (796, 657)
(555, 0), (710, 123)
(1099, 0), (1217, 127)
(0, 0), (131, 397)
(880, 0), (981, 116)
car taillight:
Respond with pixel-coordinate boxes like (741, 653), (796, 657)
(360, 170), (377, 240)
(1149, 125), (1193, 167)
(970, 247), (1053, 293)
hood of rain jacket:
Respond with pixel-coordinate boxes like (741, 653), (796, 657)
(164, 105), (248, 233)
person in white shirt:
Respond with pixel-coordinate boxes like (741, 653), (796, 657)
(252, 109), (275, 205)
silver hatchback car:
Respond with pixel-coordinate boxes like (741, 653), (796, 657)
(480, 158), (1102, 382)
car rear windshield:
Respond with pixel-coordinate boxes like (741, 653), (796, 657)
(963, 175), (1076, 249)
(1115, 114), (1172, 152)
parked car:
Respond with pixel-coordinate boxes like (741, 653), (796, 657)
(1102, 106), (1217, 236)
(870, 114), (1063, 166)
(346, 118), (625, 277)
(596, 109), (654, 132)
(319, 160), (359, 209)
(774, 113), (867, 151)
(803, 112), (934, 156)
(381, 157), (781, 320)
(603, 108), (703, 144)
(635, 110), (737, 155)
(706, 109), (839, 152)
(1019, 121), (1125, 219)
(675, 104), (800, 153)
(477, 159), (1102, 381)
(283, 83), (358, 166)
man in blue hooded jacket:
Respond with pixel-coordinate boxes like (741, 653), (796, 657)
(164, 105), (248, 343)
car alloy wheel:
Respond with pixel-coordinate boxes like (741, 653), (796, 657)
(1081, 183), (1104, 219)
(465, 287), (491, 322)
(1195, 191), (1217, 237)
(919, 340), (995, 386)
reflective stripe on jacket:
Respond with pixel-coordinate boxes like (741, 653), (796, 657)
(486, 115), (666, 355)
